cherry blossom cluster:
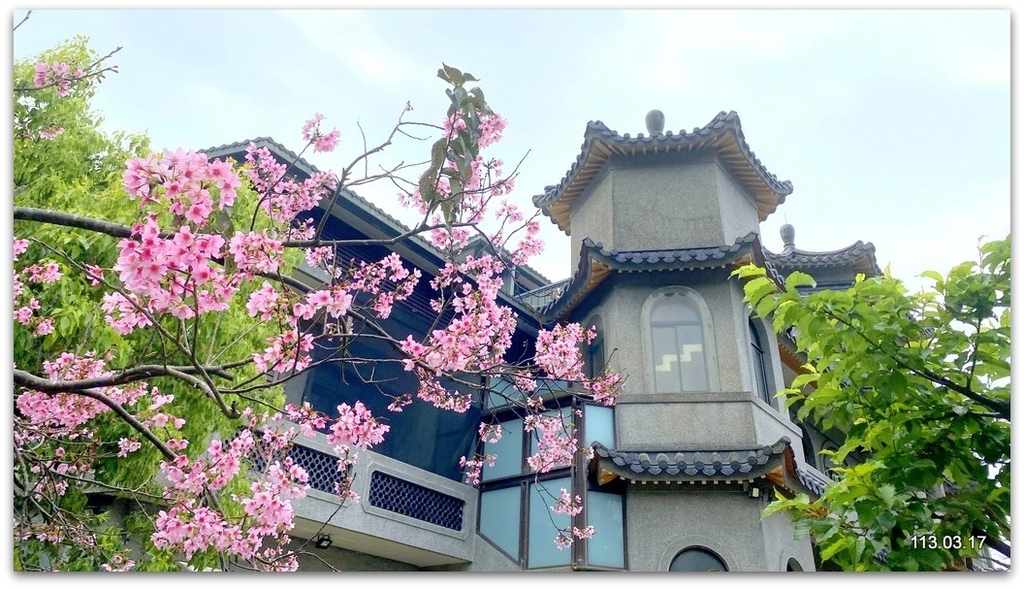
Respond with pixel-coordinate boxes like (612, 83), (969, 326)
(123, 148), (240, 216)
(554, 526), (597, 551)
(584, 370), (622, 406)
(478, 422), (503, 444)
(14, 353), (165, 570)
(34, 60), (85, 97)
(442, 110), (506, 150)
(534, 324), (594, 380)
(301, 113), (341, 154)
(348, 252), (422, 320)
(550, 486), (594, 550)
(551, 488), (584, 517)
(244, 142), (337, 226)
(327, 401), (391, 451)
(229, 230), (286, 275)
(105, 217), (237, 328)
(243, 250), (420, 374)
(456, 422), (505, 487)
(150, 403), (367, 572)
(459, 456), (493, 487)
(16, 352), (149, 432)
(490, 198), (542, 265)
(400, 254), (517, 415)
(524, 413), (583, 473)
(406, 254), (515, 374)
(12, 238), (60, 336)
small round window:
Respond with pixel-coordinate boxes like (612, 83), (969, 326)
(669, 547), (728, 572)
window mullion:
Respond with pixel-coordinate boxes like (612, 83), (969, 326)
(674, 324), (686, 392)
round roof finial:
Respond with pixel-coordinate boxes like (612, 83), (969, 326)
(780, 223), (795, 254)
(645, 109), (665, 136)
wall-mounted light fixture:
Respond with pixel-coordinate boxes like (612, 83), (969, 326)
(315, 535), (333, 549)
(748, 486), (762, 499)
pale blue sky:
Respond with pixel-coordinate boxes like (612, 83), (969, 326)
(9, 6), (1013, 290)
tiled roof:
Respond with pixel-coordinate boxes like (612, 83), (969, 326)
(589, 232), (758, 268)
(592, 437), (828, 499)
(203, 137), (319, 177)
(594, 438), (788, 479)
(763, 241), (881, 277)
(533, 111), (794, 235)
(540, 232), (759, 321)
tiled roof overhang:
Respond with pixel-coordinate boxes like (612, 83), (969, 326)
(540, 232), (759, 322)
(532, 111), (794, 235)
(764, 241), (882, 277)
(591, 437), (827, 499)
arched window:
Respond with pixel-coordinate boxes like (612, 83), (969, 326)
(669, 547), (728, 572)
(786, 558), (804, 571)
(748, 317), (771, 404)
(649, 294), (709, 392)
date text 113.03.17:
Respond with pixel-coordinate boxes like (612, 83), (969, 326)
(908, 535), (987, 551)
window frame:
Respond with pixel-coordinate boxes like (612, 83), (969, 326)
(585, 315), (606, 380)
(477, 388), (627, 570)
(748, 315), (774, 405)
(641, 286), (720, 394)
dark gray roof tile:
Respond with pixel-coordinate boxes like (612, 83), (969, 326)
(592, 437), (827, 499)
(540, 232), (759, 321)
(534, 112), (793, 235)
(763, 241), (881, 279)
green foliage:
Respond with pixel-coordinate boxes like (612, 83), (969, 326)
(13, 37), (287, 570)
(737, 235), (1010, 571)
(419, 63), (491, 223)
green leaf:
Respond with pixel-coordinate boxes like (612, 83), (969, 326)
(920, 270), (944, 286)
(877, 484), (896, 509)
(819, 537), (850, 561)
(732, 263), (767, 280)
(785, 270), (816, 291)
(439, 63), (465, 86)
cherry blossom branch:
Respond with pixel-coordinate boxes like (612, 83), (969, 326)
(13, 364), (232, 395)
(311, 105), (419, 242)
(14, 206), (314, 295)
(14, 46), (122, 94)
(14, 378), (179, 463)
(14, 206), (137, 239)
(14, 10), (31, 32)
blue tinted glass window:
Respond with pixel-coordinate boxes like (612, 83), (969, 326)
(481, 417), (523, 481)
(527, 477), (572, 568)
(584, 405), (614, 448)
(586, 490), (624, 568)
(480, 486), (521, 560)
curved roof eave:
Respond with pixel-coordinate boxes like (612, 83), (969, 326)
(764, 240), (882, 277)
(533, 111), (794, 235)
(540, 232), (759, 323)
(591, 437), (827, 498)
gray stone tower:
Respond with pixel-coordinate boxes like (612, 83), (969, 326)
(533, 111), (823, 571)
